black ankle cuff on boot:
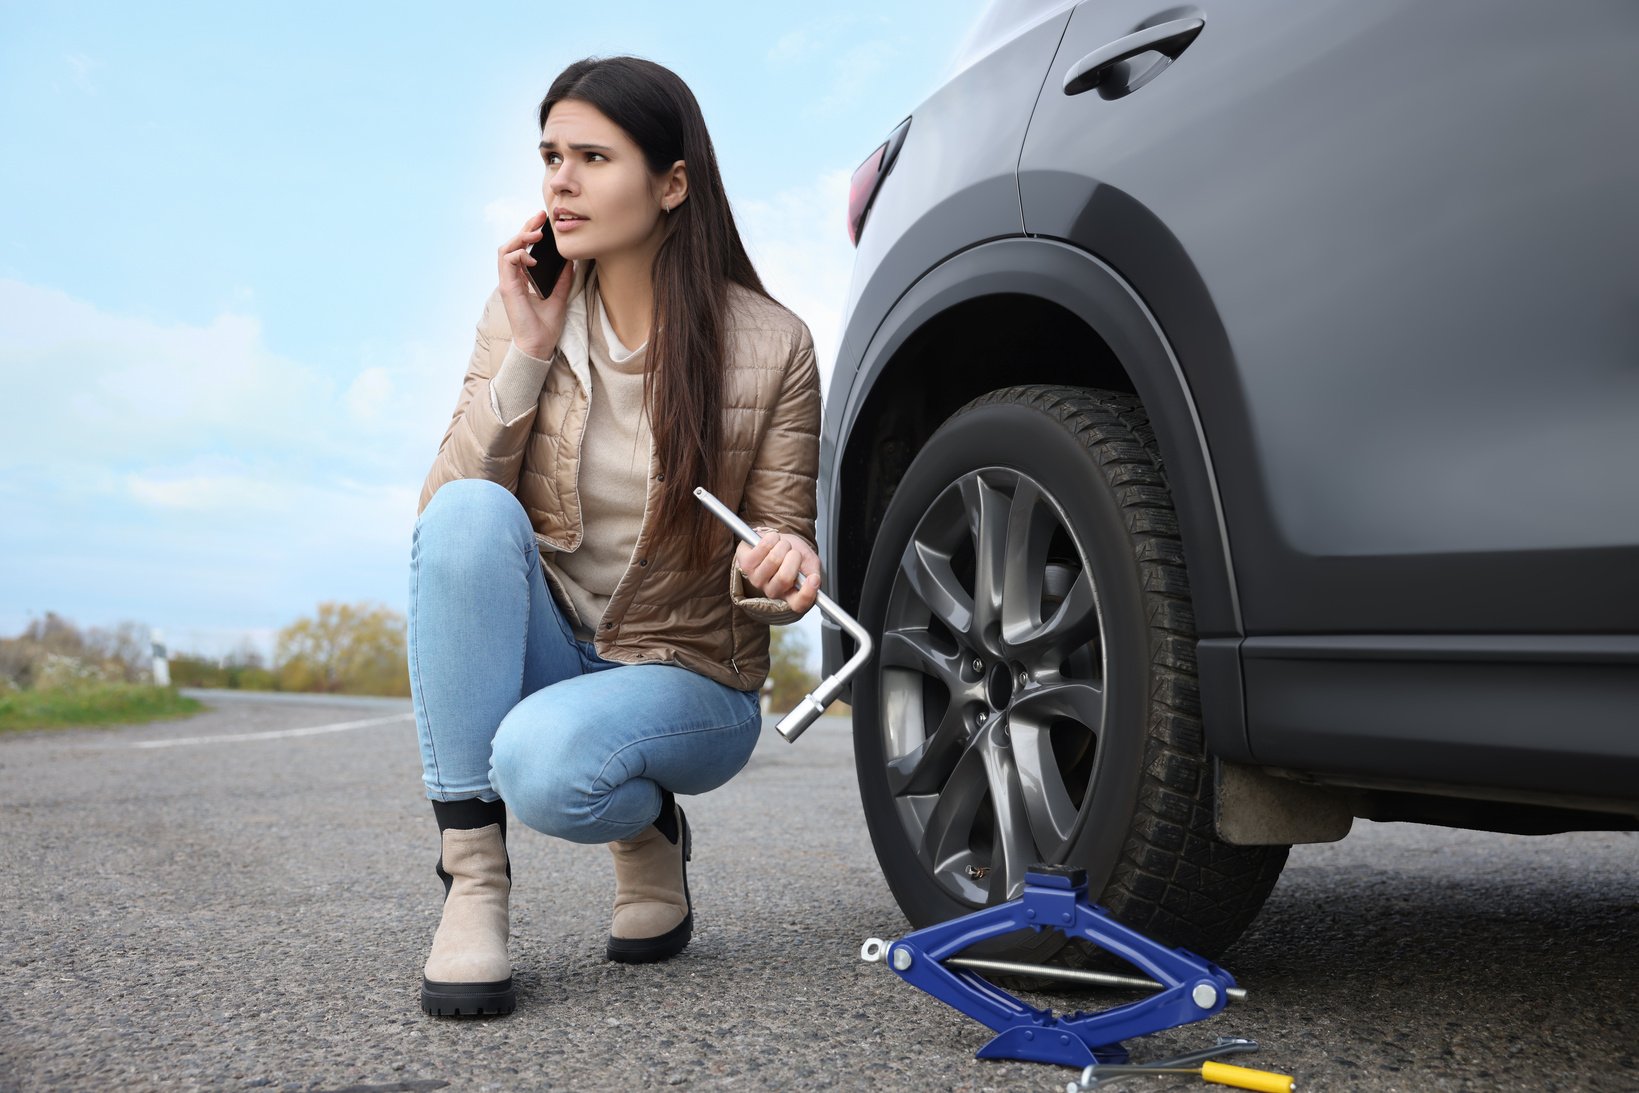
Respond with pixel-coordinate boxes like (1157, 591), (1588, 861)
(432, 796), (507, 837)
(653, 786), (679, 845)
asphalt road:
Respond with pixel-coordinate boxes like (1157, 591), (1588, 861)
(1, 690), (1635, 1092)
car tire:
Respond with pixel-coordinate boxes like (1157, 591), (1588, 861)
(852, 383), (1288, 986)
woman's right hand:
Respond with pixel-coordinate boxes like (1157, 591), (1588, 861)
(497, 210), (574, 359)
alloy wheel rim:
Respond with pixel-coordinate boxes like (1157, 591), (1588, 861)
(879, 467), (1108, 906)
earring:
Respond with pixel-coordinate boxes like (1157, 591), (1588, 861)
(662, 202), (671, 215)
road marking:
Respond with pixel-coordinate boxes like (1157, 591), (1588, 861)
(121, 712), (414, 749)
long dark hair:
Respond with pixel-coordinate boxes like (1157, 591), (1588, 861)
(539, 56), (774, 573)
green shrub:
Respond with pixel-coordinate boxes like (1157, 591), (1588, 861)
(0, 681), (205, 733)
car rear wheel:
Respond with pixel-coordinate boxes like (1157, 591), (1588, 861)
(852, 384), (1288, 983)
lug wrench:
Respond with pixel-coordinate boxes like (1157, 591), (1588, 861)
(693, 486), (874, 742)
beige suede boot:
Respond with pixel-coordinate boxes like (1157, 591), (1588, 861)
(421, 803), (514, 1016)
(606, 787), (693, 963)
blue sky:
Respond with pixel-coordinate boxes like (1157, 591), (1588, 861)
(0, 1), (988, 665)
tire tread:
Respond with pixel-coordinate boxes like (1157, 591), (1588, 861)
(946, 384), (1287, 983)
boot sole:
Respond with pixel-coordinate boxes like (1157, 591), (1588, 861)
(606, 805), (692, 964)
(420, 976), (516, 1016)
(606, 908), (693, 963)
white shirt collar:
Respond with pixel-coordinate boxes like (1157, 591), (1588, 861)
(596, 287), (647, 361)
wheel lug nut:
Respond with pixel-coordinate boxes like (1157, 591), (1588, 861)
(971, 657), (983, 672)
(1017, 670), (1027, 686)
(977, 711), (988, 724)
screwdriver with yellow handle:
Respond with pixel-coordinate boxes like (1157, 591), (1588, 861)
(1076, 1060), (1294, 1092)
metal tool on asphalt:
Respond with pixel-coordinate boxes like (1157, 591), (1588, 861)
(942, 958), (1246, 1002)
(693, 486), (874, 742)
(1065, 1037), (1261, 1091)
(1071, 1059), (1293, 1092)
(859, 864), (1245, 1070)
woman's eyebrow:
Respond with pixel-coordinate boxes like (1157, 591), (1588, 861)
(540, 140), (613, 152)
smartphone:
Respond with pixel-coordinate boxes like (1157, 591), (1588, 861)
(527, 218), (569, 299)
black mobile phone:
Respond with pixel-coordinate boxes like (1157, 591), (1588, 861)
(527, 219), (569, 299)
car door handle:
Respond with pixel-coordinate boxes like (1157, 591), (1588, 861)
(1062, 17), (1204, 95)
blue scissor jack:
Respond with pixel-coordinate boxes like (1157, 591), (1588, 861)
(859, 864), (1244, 1069)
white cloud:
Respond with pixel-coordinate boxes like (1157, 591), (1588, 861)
(806, 39), (898, 118)
(735, 167), (857, 401)
(125, 466), (281, 512)
(64, 53), (100, 94)
(0, 280), (336, 464)
(484, 195), (541, 236)
(761, 14), (898, 120)
(0, 278), (466, 474)
(765, 13), (890, 64)
(115, 456), (420, 563)
(766, 28), (818, 64)
(345, 366), (394, 425)
(0, 279), (466, 658)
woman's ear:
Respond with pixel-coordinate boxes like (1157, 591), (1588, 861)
(662, 159), (688, 211)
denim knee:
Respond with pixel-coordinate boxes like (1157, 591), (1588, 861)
(415, 478), (534, 566)
(419, 478), (530, 538)
(489, 708), (597, 842)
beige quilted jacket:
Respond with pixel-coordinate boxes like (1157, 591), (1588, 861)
(417, 259), (821, 693)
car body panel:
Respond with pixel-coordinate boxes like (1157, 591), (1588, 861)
(1017, 0), (1639, 636)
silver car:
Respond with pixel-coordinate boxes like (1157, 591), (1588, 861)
(818, 0), (1639, 978)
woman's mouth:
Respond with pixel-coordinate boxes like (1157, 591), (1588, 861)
(554, 214), (589, 231)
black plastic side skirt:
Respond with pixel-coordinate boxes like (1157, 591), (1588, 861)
(1241, 634), (1639, 801)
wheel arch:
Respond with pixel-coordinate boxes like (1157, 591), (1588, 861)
(830, 236), (1252, 758)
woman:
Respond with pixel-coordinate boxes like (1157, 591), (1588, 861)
(407, 55), (822, 1017)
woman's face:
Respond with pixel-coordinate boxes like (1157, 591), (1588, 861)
(540, 99), (678, 262)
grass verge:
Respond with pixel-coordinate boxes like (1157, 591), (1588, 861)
(0, 682), (206, 734)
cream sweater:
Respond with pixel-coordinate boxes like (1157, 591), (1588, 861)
(489, 269), (653, 642)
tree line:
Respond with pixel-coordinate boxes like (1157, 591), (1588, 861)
(1, 605), (828, 711)
(0, 603), (407, 697)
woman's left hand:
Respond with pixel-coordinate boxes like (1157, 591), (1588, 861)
(736, 528), (822, 616)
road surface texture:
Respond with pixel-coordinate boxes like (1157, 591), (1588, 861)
(2, 689), (1635, 1091)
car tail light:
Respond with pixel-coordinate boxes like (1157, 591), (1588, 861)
(847, 116), (912, 246)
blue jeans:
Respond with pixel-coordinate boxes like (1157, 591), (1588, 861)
(407, 477), (765, 843)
